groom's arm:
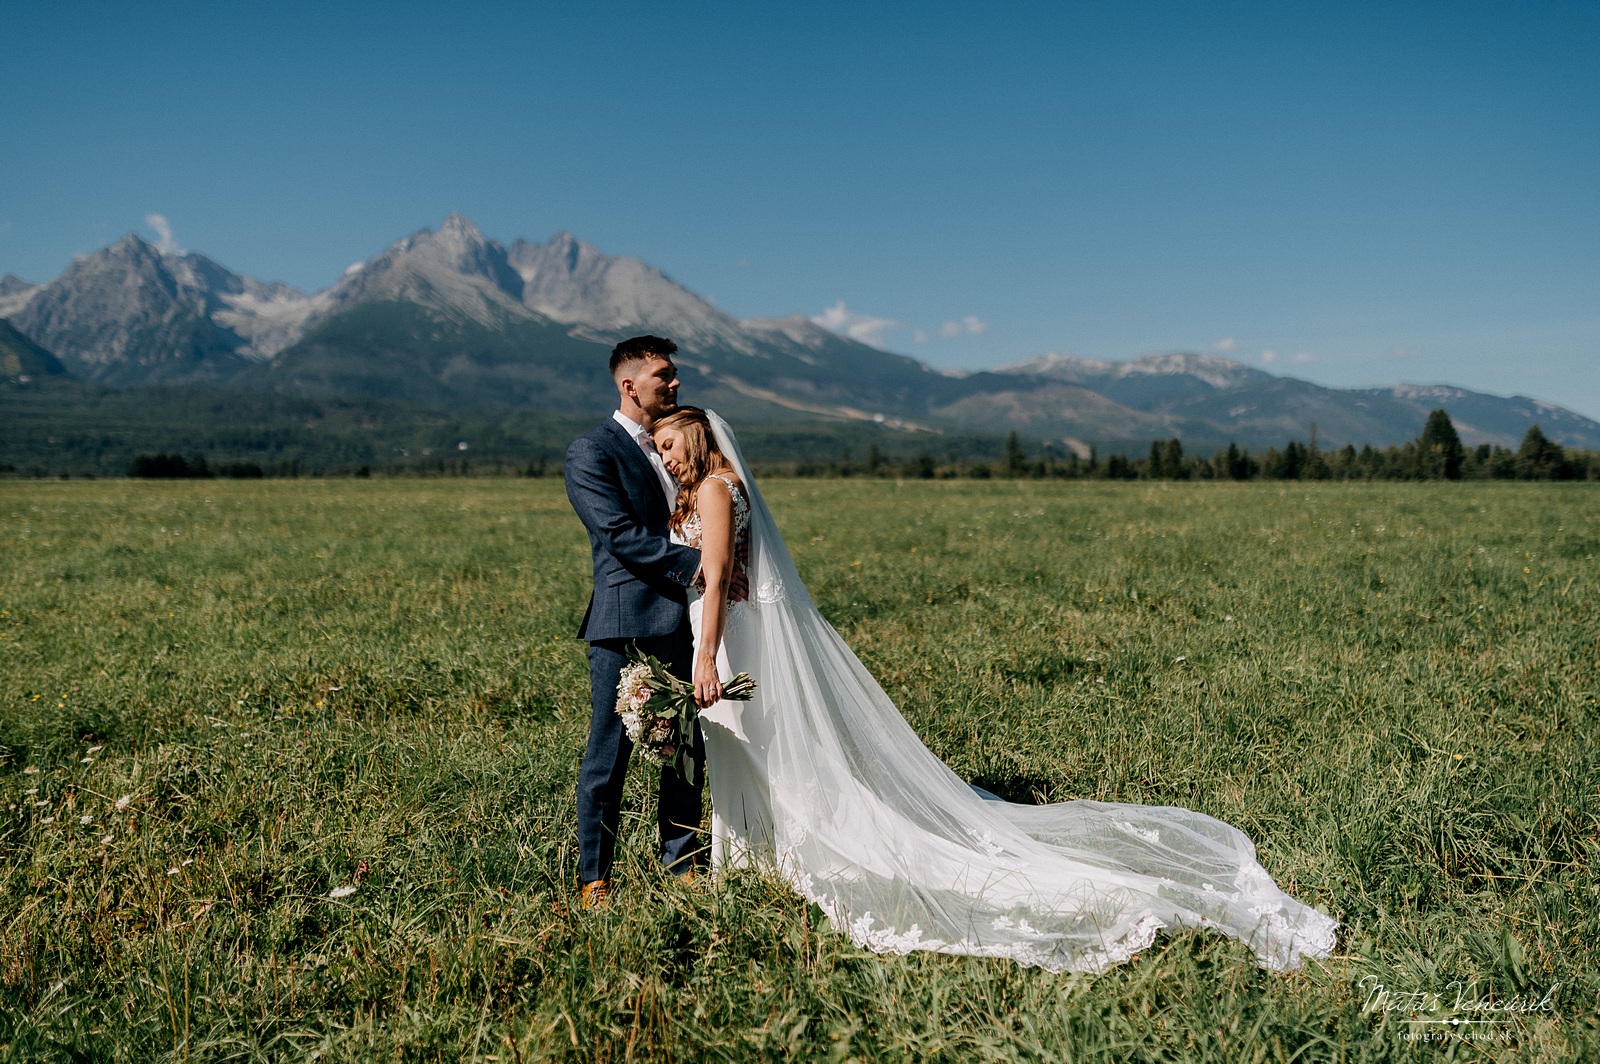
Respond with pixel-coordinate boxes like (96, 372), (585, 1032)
(565, 436), (701, 586)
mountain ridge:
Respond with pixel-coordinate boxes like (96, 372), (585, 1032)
(4, 214), (1597, 451)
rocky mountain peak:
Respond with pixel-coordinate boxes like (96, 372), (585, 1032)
(97, 233), (172, 272)
(8, 232), (245, 383)
(325, 214), (529, 326)
(0, 274), (41, 318)
(506, 232), (754, 353)
(0, 274), (38, 297)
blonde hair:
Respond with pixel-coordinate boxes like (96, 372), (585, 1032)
(652, 407), (728, 535)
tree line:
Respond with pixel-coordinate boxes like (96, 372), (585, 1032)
(784, 411), (1599, 482)
(88, 409), (1600, 483)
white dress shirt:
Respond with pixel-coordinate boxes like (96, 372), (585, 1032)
(612, 409), (680, 503)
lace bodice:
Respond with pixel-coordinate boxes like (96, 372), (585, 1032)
(681, 472), (750, 603)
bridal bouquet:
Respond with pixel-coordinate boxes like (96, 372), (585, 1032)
(615, 648), (756, 786)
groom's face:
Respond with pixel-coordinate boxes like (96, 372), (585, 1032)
(626, 356), (681, 426)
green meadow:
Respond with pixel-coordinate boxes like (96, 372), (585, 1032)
(1, 478), (1595, 1061)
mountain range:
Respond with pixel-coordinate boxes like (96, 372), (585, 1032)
(4, 212), (1596, 453)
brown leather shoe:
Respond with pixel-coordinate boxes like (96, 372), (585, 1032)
(579, 879), (609, 908)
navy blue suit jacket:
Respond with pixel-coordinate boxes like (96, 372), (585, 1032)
(565, 418), (701, 642)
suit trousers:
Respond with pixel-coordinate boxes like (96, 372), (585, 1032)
(577, 617), (703, 884)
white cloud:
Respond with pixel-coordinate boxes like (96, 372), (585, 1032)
(811, 300), (898, 348)
(1387, 345), (1420, 360)
(913, 329), (930, 344)
(1260, 349), (1279, 364)
(937, 316), (988, 339)
(1213, 337), (1237, 353)
(144, 213), (183, 255)
(1291, 352), (1320, 365)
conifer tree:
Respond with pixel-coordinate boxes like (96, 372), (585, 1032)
(1161, 438), (1186, 479)
(1515, 425), (1573, 480)
(1417, 409), (1465, 479)
(1004, 431), (1025, 477)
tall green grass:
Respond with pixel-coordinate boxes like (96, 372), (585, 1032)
(1, 480), (1594, 1061)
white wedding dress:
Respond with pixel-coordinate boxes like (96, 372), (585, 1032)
(680, 412), (1337, 973)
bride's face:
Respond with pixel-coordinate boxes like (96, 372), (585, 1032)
(653, 425), (691, 482)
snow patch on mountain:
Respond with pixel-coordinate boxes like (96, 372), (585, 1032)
(999, 351), (1269, 390)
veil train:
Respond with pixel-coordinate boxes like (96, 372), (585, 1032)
(699, 410), (1337, 973)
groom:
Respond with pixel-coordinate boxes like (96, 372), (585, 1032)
(564, 335), (703, 905)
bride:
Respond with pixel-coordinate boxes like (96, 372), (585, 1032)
(650, 406), (1337, 973)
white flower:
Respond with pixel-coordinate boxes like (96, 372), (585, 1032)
(115, 795), (131, 810)
(22, 766), (38, 775)
(79, 814), (92, 825)
(40, 816), (56, 824)
(1173, 655), (1187, 663)
(86, 746), (103, 754)
(168, 867), (180, 875)
(100, 834), (114, 844)
(328, 884), (357, 898)
(24, 788), (36, 796)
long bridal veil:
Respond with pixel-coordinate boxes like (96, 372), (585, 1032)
(703, 410), (1337, 973)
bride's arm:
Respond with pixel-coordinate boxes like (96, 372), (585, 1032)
(693, 477), (736, 708)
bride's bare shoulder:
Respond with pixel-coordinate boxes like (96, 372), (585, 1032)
(697, 470), (745, 501)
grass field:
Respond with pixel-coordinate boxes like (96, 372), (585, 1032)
(1, 478), (1595, 1061)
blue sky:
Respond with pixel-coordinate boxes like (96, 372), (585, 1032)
(4, 1), (1597, 417)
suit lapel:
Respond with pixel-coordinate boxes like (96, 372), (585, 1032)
(602, 418), (669, 518)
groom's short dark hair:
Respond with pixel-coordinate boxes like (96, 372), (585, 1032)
(610, 335), (678, 376)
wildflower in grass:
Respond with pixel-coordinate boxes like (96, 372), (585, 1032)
(115, 795), (131, 810)
(86, 746), (102, 755)
(100, 835), (113, 845)
(79, 814), (92, 825)
(167, 867), (180, 875)
(22, 766), (38, 775)
(328, 884), (357, 898)
(40, 817), (55, 825)
(615, 647), (755, 787)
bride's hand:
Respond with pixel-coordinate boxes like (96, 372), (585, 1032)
(694, 653), (722, 708)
